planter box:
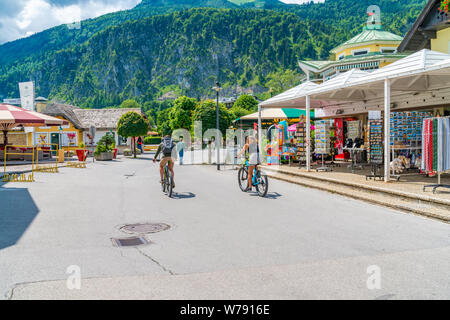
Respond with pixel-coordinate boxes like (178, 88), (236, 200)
(95, 151), (114, 161)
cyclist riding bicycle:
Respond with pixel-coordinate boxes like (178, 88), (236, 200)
(153, 134), (176, 188)
(237, 135), (259, 192)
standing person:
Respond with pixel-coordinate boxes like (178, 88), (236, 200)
(137, 137), (143, 154)
(177, 137), (185, 165)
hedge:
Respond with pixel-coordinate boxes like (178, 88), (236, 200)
(144, 136), (161, 145)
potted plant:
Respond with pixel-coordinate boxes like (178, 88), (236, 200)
(123, 148), (133, 156)
(439, 0), (448, 14)
(94, 133), (115, 161)
(76, 142), (87, 162)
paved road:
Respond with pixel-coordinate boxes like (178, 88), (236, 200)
(0, 154), (449, 299)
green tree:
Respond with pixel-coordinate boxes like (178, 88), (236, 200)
(230, 106), (252, 121)
(232, 94), (258, 111)
(145, 111), (156, 127)
(117, 111), (149, 158)
(94, 132), (115, 156)
(120, 99), (141, 109)
(156, 108), (172, 136)
(266, 69), (302, 95)
(192, 99), (233, 135)
(169, 96), (198, 130)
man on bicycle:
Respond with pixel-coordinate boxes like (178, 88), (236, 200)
(153, 134), (176, 188)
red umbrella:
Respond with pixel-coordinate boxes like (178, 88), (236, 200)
(0, 104), (68, 146)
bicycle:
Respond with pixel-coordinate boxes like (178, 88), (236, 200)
(237, 157), (269, 197)
(156, 159), (174, 198)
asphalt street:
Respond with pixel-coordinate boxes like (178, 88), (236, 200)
(0, 154), (449, 299)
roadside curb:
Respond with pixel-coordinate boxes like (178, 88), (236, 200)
(263, 168), (450, 223)
(262, 165), (450, 207)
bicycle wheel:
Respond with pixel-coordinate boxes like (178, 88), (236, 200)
(255, 171), (269, 197)
(161, 169), (167, 192)
(238, 167), (248, 192)
(166, 170), (174, 198)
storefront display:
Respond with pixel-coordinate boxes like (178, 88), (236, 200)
(347, 120), (361, 140)
(295, 122), (307, 165)
(366, 119), (384, 180)
(315, 120), (330, 155)
(368, 120), (383, 164)
(315, 120), (331, 172)
(422, 117), (450, 193)
(390, 111), (432, 147)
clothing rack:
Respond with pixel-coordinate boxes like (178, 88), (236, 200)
(422, 116), (450, 194)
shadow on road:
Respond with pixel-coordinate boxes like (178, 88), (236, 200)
(250, 192), (282, 200)
(0, 181), (39, 250)
(171, 192), (196, 200)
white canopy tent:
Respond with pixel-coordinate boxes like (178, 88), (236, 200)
(259, 49), (450, 181)
(236, 108), (301, 121)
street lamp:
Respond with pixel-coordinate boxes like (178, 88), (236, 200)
(213, 82), (221, 171)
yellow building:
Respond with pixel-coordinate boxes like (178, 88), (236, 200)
(33, 103), (84, 151)
(33, 102), (144, 154)
(399, 0), (450, 54)
(299, 5), (406, 81)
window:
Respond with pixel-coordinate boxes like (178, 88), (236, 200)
(118, 136), (128, 146)
(353, 50), (368, 56)
(380, 47), (397, 54)
(338, 53), (345, 60)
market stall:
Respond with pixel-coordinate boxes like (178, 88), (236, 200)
(260, 49), (450, 183)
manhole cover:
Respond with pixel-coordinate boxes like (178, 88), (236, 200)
(111, 236), (150, 247)
(120, 223), (171, 234)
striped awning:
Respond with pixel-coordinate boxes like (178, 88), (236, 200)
(0, 104), (68, 130)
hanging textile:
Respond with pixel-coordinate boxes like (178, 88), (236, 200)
(421, 117), (450, 173)
(433, 118), (438, 172)
(334, 118), (344, 155)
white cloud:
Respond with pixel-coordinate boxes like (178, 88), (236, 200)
(0, 0), (141, 44)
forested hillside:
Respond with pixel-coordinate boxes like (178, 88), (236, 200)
(0, 0), (427, 107)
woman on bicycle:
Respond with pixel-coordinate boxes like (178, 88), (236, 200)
(237, 135), (259, 192)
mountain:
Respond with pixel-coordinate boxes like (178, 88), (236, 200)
(0, 0), (427, 106)
(0, 0), (239, 68)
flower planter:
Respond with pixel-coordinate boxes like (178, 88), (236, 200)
(76, 149), (87, 162)
(95, 151), (114, 161)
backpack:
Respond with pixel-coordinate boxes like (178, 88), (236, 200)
(162, 137), (173, 156)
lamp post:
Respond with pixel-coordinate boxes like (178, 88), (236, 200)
(213, 82), (221, 171)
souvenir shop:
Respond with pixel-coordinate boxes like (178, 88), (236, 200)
(259, 49), (450, 185)
(266, 115), (312, 166)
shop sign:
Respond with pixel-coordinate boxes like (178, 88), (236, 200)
(369, 110), (381, 120)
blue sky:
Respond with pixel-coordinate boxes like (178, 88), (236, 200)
(0, 0), (324, 45)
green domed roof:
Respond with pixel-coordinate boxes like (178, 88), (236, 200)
(332, 27), (403, 54)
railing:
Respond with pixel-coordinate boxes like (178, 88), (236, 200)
(67, 146), (87, 169)
(35, 143), (59, 173)
(2, 145), (36, 182)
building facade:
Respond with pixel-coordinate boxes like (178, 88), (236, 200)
(299, 6), (406, 82)
(398, 0), (450, 117)
(33, 102), (145, 153)
(398, 0), (450, 55)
